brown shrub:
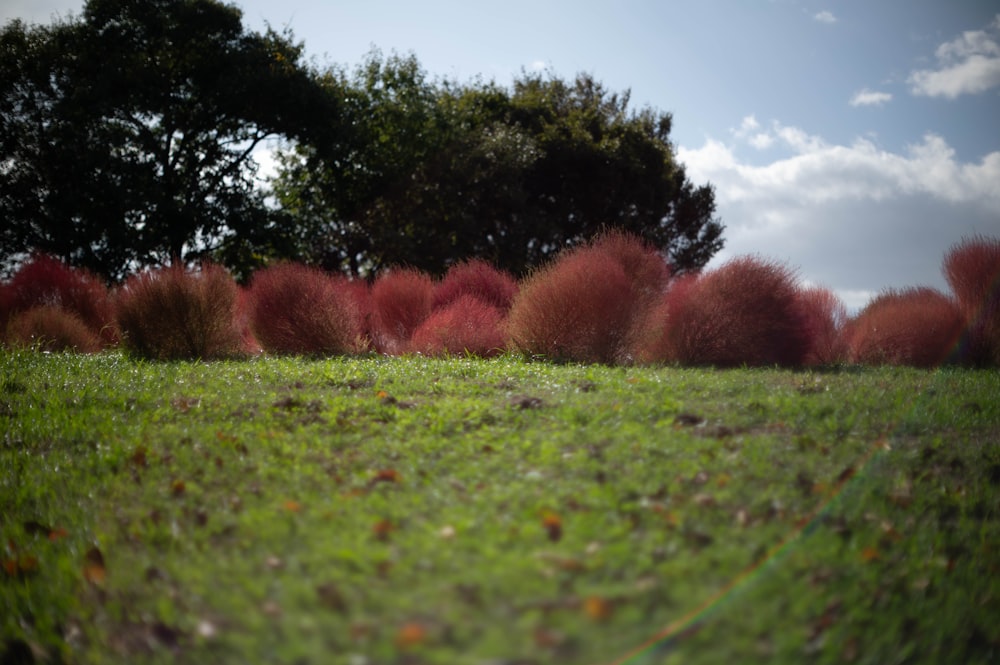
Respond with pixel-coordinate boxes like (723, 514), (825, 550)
(115, 263), (243, 360)
(246, 263), (362, 356)
(409, 295), (506, 357)
(6, 306), (102, 353)
(507, 248), (636, 364)
(942, 235), (1000, 366)
(432, 259), (519, 312)
(8, 254), (117, 346)
(846, 287), (964, 367)
(370, 268), (434, 354)
(643, 256), (811, 367)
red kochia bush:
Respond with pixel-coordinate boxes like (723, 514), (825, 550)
(409, 295), (506, 357)
(115, 263), (243, 360)
(942, 235), (1000, 366)
(370, 268), (434, 354)
(846, 287), (964, 367)
(507, 248), (636, 364)
(644, 256), (811, 367)
(432, 259), (519, 312)
(0, 283), (14, 342)
(246, 263), (361, 356)
(587, 229), (673, 356)
(796, 286), (849, 366)
(8, 254), (117, 346)
(6, 306), (102, 353)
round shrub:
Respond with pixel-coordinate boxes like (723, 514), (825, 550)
(8, 254), (117, 346)
(432, 259), (519, 313)
(370, 268), (434, 354)
(507, 247), (636, 364)
(942, 235), (1000, 366)
(115, 263), (243, 360)
(846, 287), (964, 367)
(796, 286), (849, 366)
(6, 305), (102, 353)
(246, 263), (362, 356)
(644, 256), (811, 367)
(409, 295), (506, 357)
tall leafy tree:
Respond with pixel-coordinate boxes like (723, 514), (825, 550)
(0, 0), (339, 281)
(275, 54), (723, 277)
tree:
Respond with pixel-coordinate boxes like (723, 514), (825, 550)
(0, 0), (339, 282)
(275, 54), (723, 277)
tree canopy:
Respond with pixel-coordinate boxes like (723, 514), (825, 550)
(1, 0), (338, 281)
(2, 3), (722, 282)
(274, 52), (723, 277)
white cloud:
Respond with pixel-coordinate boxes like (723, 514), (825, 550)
(909, 15), (1000, 98)
(814, 11), (837, 24)
(678, 123), (1000, 309)
(849, 88), (893, 107)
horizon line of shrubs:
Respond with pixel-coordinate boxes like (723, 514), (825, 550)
(2, 231), (999, 369)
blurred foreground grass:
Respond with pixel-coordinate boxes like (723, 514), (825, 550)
(1, 351), (998, 664)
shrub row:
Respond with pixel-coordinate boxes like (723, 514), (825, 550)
(3, 233), (998, 367)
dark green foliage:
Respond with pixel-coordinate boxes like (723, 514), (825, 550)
(0, 0), (338, 282)
(274, 52), (723, 278)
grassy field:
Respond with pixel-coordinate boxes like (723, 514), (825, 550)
(1, 350), (998, 664)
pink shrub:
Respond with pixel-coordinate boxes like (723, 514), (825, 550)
(587, 229), (673, 356)
(637, 272), (701, 364)
(408, 295), (506, 357)
(8, 254), (117, 346)
(796, 286), (849, 366)
(246, 263), (361, 356)
(115, 263), (243, 360)
(370, 268), (434, 354)
(942, 235), (1000, 366)
(0, 283), (14, 343)
(643, 256), (811, 367)
(846, 287), (964, 367)
(432, 259), (519, 312)
(234, 287), (262, 355)
(6, 306), (102, 353)
(507, 248), (636, 364)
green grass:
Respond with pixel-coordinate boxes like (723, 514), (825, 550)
(1, 350), (998, 664)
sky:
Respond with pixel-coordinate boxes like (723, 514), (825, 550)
(4, 0), (1000, 310)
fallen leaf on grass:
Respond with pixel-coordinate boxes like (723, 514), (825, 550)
(583, 596), (614, 621)
(2, 555), (38, 577)
(171, 397), (200, 413)
(369, 469), (402, 486)
(316, 582), (348, 613)
(395, 622), (426, 649)
(373, 519), (395, 541)
(130, 446), (148, 468)
(534, 626), (568, 648)
(541, 512), (562, 542)
(674, 413), (706, 427)
(83, 546), (106, 585)
(510, 395), (544, 410)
